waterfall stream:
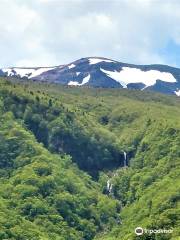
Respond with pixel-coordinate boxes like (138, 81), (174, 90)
(105, 151), (128, 195)
(106, 179), (113, 194)
(123, 151), (127, 167)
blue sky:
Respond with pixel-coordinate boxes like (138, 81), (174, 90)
(159, 40), (180, 67)
(0, 0), (180, 67)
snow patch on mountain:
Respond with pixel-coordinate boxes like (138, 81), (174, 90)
(100, 67), (177, 88)
(100, 68), (127, 88)
(81, 74), (90, 85)
(30, 67), (55, 78)
(2, 68), (15, 77)
(89, 58), (115, 65)
(174, 89), (180, 96)
(68, 74), (90, 86)
(2, 67), (55, 79)
(3, 68), (35, 77)
(68, 81), (79, 86)
(68, 64), (75, 69)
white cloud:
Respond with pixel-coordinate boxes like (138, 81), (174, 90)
(15, 52), (58, 67)
(95, 14), (113, 28)
(0, 0), (180, 67)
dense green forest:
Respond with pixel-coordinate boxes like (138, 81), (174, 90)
(0, 77), (179, 240)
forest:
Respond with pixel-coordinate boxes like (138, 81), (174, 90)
(0, 77), (179, 240)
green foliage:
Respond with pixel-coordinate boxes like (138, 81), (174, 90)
(0, 78), (179, 239)
(0, 110), (119, 239)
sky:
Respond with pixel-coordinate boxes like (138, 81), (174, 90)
(1, 0), (180, 67)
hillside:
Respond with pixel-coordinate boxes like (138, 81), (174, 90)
(0, 77), (179, 240)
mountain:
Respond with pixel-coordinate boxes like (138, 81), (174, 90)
(1, 57), (180, 96)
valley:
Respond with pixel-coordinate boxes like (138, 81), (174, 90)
(0, 77), (179, 239)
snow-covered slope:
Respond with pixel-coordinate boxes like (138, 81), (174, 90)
(68, 74), (90, 86)
(100, 67), (176, 88)
(175, 89), (180, 96)
(2, 67), (56, 79)
(1, 57), (180, 96)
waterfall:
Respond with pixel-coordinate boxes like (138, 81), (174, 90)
(107, 180), (110, 190)
(109, 183), (113, 193)
(123, 151), (127, 167)
(106, 179), (113, 194)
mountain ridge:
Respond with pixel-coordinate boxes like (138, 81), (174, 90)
(1, 56), (180, 96)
